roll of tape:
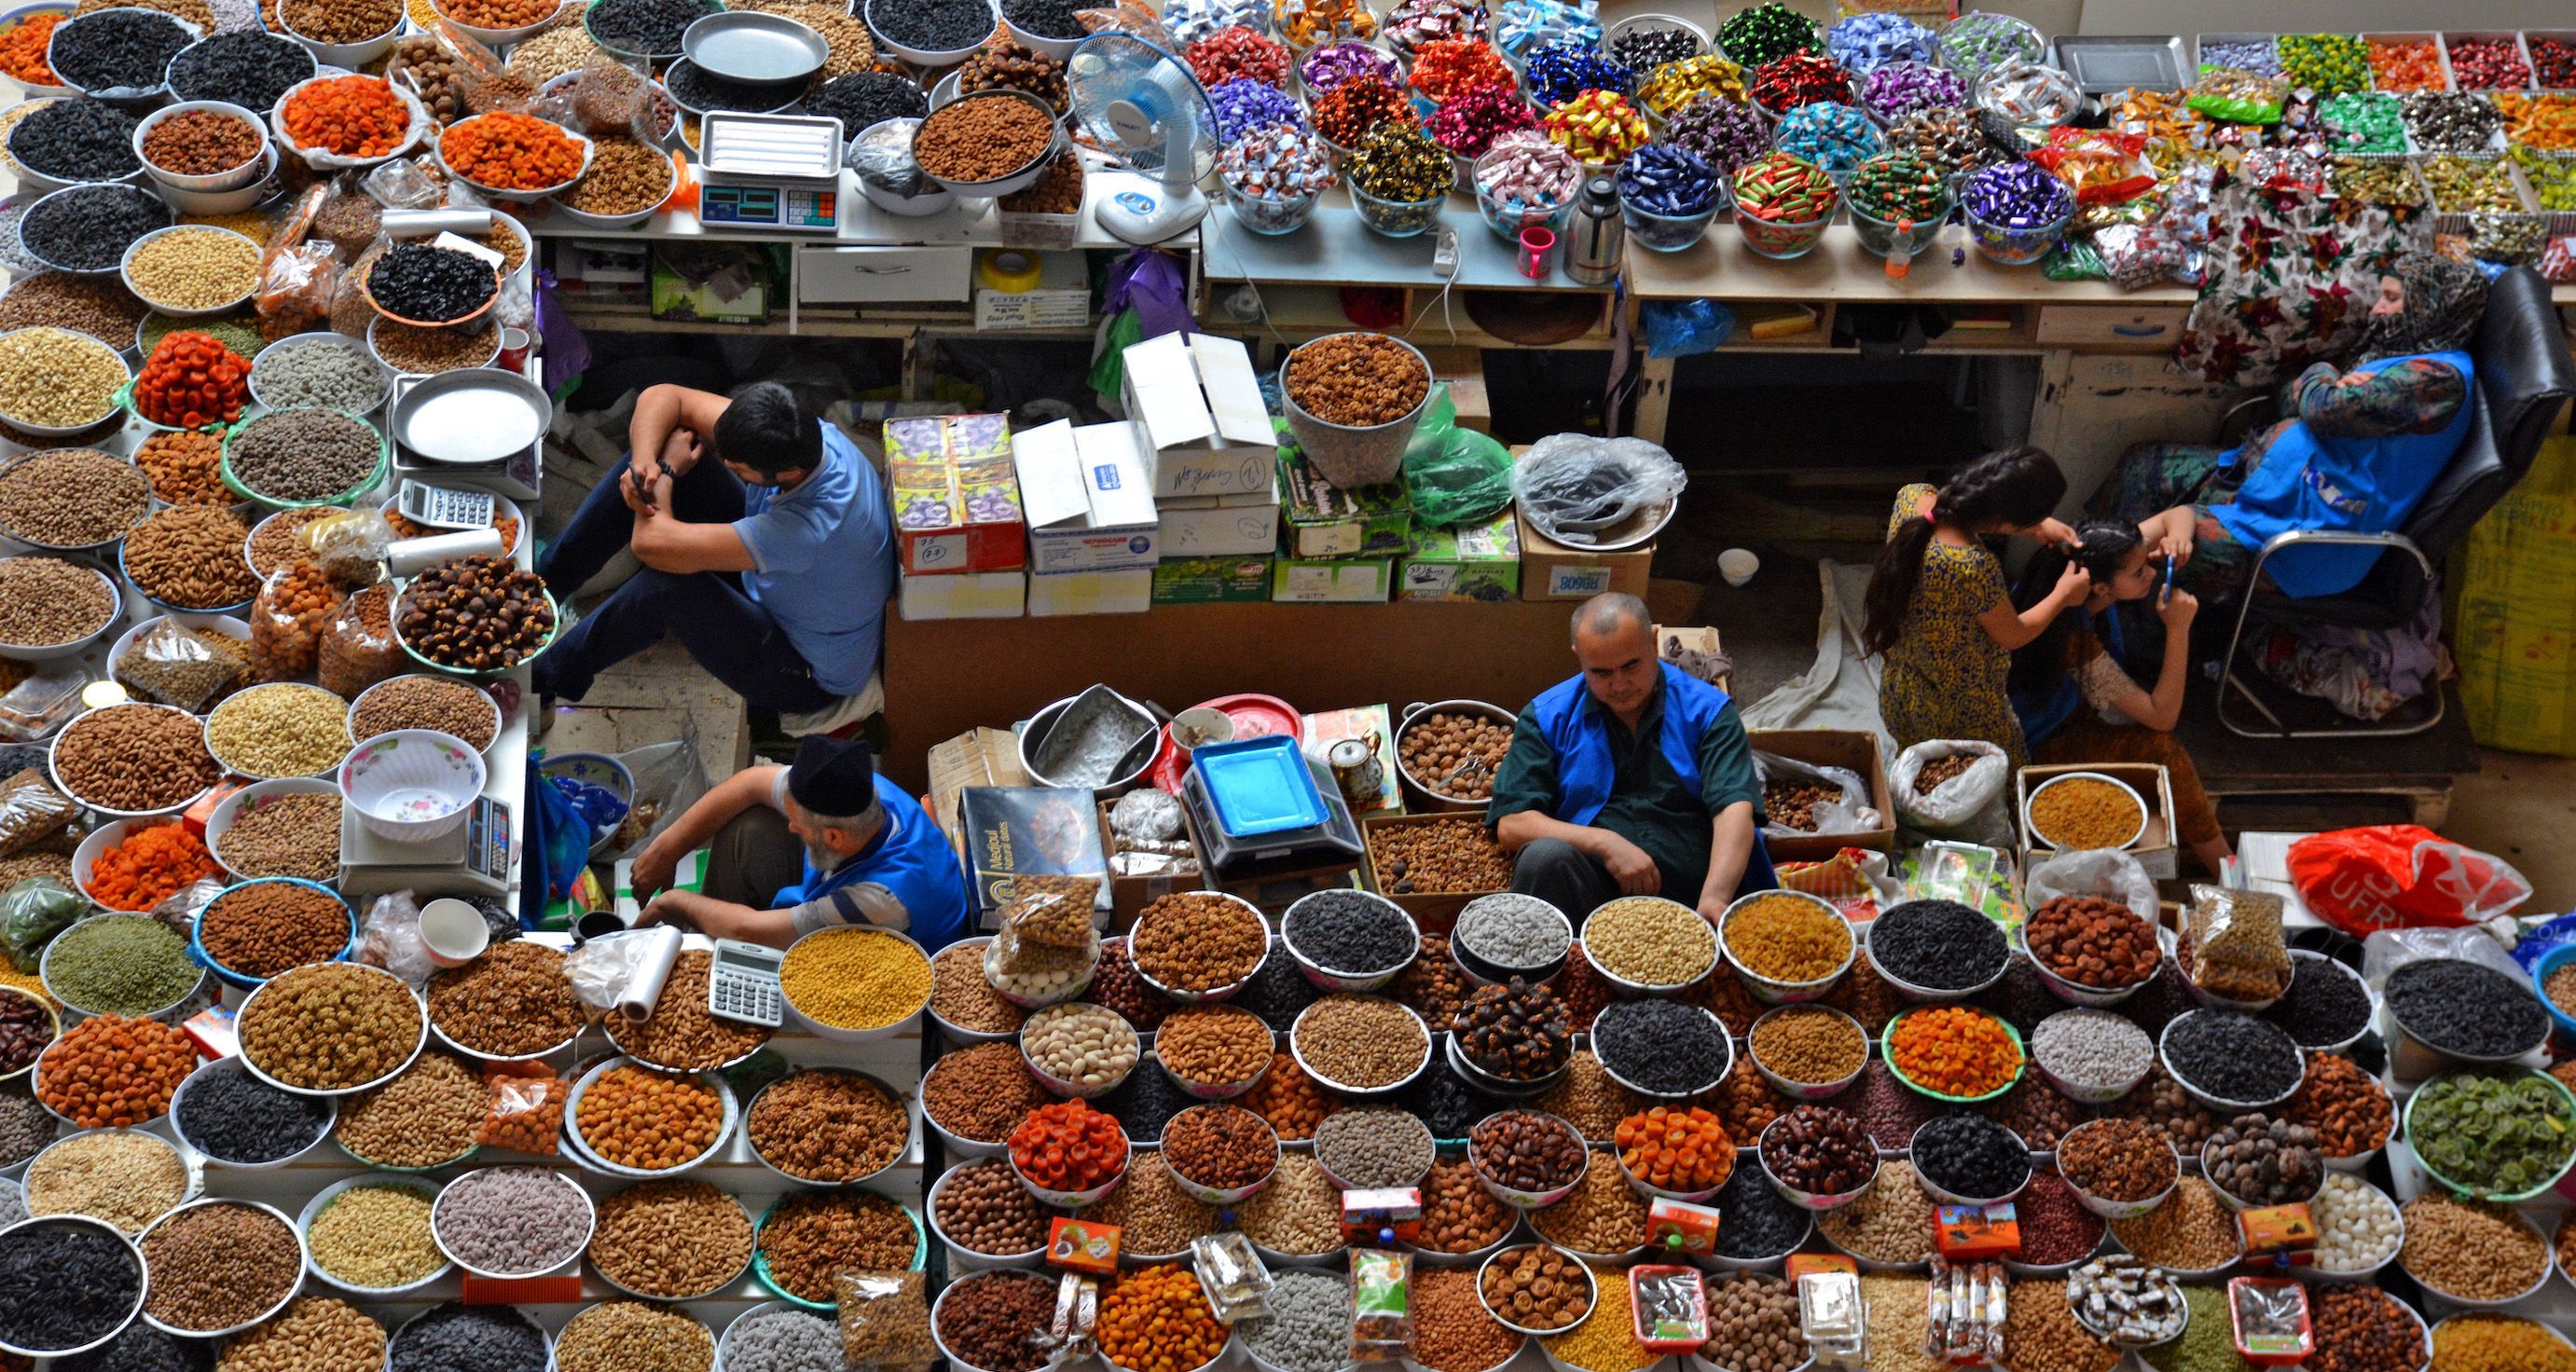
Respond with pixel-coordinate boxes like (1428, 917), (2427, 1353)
(979, 250), (1042, 294)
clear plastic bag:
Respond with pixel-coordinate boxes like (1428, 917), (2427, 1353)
(1753, 752), (1880, 840)
(363, 156), (447, 212)
(2362, 923), (2527, 992)
(255, 185), (339, 341)
(566, 927), (662, 1013)
(357, 890), (435, 983)
(848, 118), (938, 198)
(602, 736), (706, 860)
(1400, 386), (1515, 528)
(0, 877), (84, 973)
(0, 767), (77, 858)
(1075, 0), (1177, 48)
(305, 507), (395, 585)
(250, 560), (347, 684)
(477, 1063), (566, 1153)
(2182, 885), (2292, 1001)
(1888, 740), (2011, 841)
(320, 584), (401, 701)
(1348, 1249), (1412, 1361)
(1008, 885), (1095, 950)
(1510, 434), (1688, 545)
(148, 874), (227, 935)
(2024, 848), (2159, 926)
(835, 1269), (937, 1370)
(117, 619), (250, 712)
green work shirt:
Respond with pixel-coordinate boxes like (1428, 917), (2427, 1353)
(1487, 682), (1766, 901)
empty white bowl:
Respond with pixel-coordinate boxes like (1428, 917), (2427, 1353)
(338, 728), (487, 842)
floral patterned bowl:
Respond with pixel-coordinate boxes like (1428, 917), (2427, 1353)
(337, 728), (487, 842)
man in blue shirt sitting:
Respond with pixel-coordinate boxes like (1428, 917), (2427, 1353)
(629, 735), (972, 951)
(534, 381), (895, 715)
(1490, 593), (1776, 928)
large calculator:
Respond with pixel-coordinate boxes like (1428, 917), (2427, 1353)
(708, 938), (784, 1027)
(397, 480), (498, 530)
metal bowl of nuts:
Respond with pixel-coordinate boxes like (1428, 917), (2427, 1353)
(1394, 700), (1514, 809)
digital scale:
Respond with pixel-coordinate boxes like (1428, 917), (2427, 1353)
(708, 938), (784, 1027)
(338, 796), (515, 899)
(696, 112), (847, 234)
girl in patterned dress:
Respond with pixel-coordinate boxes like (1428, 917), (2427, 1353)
(1863, 446), (2087, 769)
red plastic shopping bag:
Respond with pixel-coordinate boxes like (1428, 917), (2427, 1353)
(2285, 825), (2531, 936)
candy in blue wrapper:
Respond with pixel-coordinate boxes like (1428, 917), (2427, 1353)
(1617, 143), (1718, 215)
(1826, 11), (1935, 74)
(1962, 158), (2073, 226)
(1773, 101), (1881, 180)
(1494, 0), (1598, 62)
(1209, 77), (1305, 140)
(1524, 40), (1632, 105)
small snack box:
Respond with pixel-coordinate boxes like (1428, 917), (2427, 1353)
(1646, 1197), (1722, 1256)
(2226, 1278), (2312, 1366)
(1935, 1204), (2021, 1261)
(1340, 1187), (1424, 1246)
(1630, 1267), (1710, 1352)
(2238, 1204), (2318, 1267)
(1786, 1254), (1860, 1283)
(1047, 1217), (1122, 1274)
(1798, 1269), (1867, 1369)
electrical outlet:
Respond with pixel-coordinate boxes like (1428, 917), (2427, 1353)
(1431, 227), (1459, 278)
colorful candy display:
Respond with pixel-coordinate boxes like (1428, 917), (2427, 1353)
(1750, 52), (1850, 112)
(1494, 0), (1597, 63)
(2445, 36), (2530, 90)
(1524, 42), (1633, 105)
(1636, 53), (1743, 116)
(1185, 25), (1290, 89)
(1408, 38), (1513, 103)
(2320, 91), (2406, 154)
(1849, 148), (1950, 224)
(1772, 100), (1880, 180)
(1299, 39), (1401, 94)
(1963, 158), (2073, 227)
(1427, 80), (1536, 158)
(1207, 77), (1304, 139)
(1734, 152), (1837, 230)
(2366, 36), (2445, 91)
(1475, 130), (1580, 212)
(1383, 0), (1485, 58)
(1541, 88), (1647, 166)
(1825, 11), (1935, 73)
(2278, 33), (2369, 95)
(1617, 142), (1719, 216)
(1976, 61), (2082, 127)
(1861, 61), (1963, 122)
(1715, 2), (1815, 68)
(1662, 93), (1769, 174)
(1311, 74), (1417, 147)
(1939, 10), (2045, 81)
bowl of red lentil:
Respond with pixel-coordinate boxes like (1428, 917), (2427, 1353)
(1879, 1003), (2025, 1104)
(2022, 772), (2148, 852)
(1719, 890), (1855, 1004)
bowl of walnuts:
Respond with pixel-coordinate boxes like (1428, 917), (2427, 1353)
(1395, 700), (1513, 810)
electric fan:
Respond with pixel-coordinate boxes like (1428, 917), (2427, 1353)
(1066, 32), (1219, 244)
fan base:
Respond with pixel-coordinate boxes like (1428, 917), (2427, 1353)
(1094, 172), (1209, 244)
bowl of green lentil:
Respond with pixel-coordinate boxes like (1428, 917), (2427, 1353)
(38, 911), (205, 1020)
(297, 1175), (450, 1296)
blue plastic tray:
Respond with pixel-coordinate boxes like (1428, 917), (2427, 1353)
(1191, 734), (1330, 837)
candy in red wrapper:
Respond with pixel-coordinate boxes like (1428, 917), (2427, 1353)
(2026, 126), (2156, 205)
(1183, 24), (1290, 89)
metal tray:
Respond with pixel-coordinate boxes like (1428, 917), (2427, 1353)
(699, 111), (847, 179)
(682, 10), (827, 83)
(2051, 34), (2189, 93)
(390, 369), (551, 467)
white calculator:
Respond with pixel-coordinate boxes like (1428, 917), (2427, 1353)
(708, 938), (784, 1027)
(397, 480), (499, 531)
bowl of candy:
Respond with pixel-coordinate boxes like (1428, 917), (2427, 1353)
(1218, 124), (1333, 235)
(1845, 149), (1953, 258)
(1731, 151), (1839, 258)
(1616, 144), (1723, 251)
(1472, 133), (1580, 241)
(1961, 161), (2073, 265)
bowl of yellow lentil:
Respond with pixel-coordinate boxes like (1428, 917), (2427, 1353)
(2022, 772), (2148, 853)
(778, 925), (934, 1043)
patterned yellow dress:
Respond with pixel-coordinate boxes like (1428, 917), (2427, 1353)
(1876, 483), (2028, 768)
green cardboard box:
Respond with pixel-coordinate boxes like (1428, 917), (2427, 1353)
(1272, 554), (1393, 603)
(1278, 447), (1412, 559)
(1152, 556), (1273, 603)
(1397, 512), (1521, 601)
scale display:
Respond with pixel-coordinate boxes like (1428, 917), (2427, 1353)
(700, 183), (839, 231)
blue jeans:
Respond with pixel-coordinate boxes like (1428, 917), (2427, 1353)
(534, 454), (834, 714)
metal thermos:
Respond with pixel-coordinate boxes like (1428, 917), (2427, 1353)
(1564, 176), (1624, 286)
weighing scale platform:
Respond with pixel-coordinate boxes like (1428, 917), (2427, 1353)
(340, 796), (514, 899)
(1183, 755), (1360, 870)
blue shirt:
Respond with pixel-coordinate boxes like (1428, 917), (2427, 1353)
(733, 420), (895, 695)
(772, 772), (974, 951)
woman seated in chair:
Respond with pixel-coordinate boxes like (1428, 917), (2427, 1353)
(2087, 252), (2489, 601)
(2009, 521), (2234, 877)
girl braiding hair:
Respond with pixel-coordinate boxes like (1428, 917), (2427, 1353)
(2007, 519), (2144, 705)
(1862, 446), (2069, 656)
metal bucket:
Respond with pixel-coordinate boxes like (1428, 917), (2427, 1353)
(1018, 685), (1160, 796)
(1279, 333), (1432, 489)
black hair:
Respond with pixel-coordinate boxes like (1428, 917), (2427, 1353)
(710, 382), (820, 477)
(1861, 446), (2068, 657)
(2005, 519), (2142, 703)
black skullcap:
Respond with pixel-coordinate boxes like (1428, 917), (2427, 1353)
(790, 735), (877, 816)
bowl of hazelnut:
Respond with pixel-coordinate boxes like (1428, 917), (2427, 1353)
(1395, 701), (1513, 810)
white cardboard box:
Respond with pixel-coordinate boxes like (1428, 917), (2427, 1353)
(1028, 567), (1152, 616)
(899, 569), (1025, 619)
(1015, 419), (1161, 573)
(1122, 332), (1275, 498)
(1157, 471), (1281, 556)
(1271, 557), (1393, 603)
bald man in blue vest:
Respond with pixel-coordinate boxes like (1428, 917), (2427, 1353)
(1489, 593), (1776, 928)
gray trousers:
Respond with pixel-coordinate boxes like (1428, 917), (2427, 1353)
(1510, 838), (1620, 928)
(704, 806), (806, 909)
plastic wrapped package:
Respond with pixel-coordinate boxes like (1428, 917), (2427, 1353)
(117, 619), (251, 712)
(250, 560), (348, 684)
(2187, 68), (2288, 125)
(255, 185), (339, 342)
(1641, 298), (1734, 358)
(319, 584), (401, 700)
(2027, 127), (2156, 205)
(2182, 884), (2291, 1000)
(363, 156), (447, 212)
(835, 1269), (937, 1369)
(1009, 885), (1095, 950)
(477, 1063), (566, 1153)
(1888, 740), (2010, 841)
(0, 768), (76, 858)
(0, 877), (85, 973)
(1075, 0), (1176, 48)
(1348, 1249), (1412, 1361)
(148, 875), (227, 935)
(1753, 751), (1880, 840)
(847, 118), (939, 198)
(602, 736), (706, 858)
(358, 890), (434, 983)
(1510, 433), (1688, 544)
(2286, 825), (2531, 935)
(304, 506), (395, 585)
(1399, 387), (1515, 527)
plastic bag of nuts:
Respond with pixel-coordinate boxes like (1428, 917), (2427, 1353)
(475, 1063), (564, 1154)
(250, 560), (346, 684)
(835, 1269), (937, 1368)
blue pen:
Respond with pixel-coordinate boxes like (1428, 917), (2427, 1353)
(2162, 554), (2174, 602)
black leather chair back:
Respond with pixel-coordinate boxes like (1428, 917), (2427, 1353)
(2404, 267), (2574, 561)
